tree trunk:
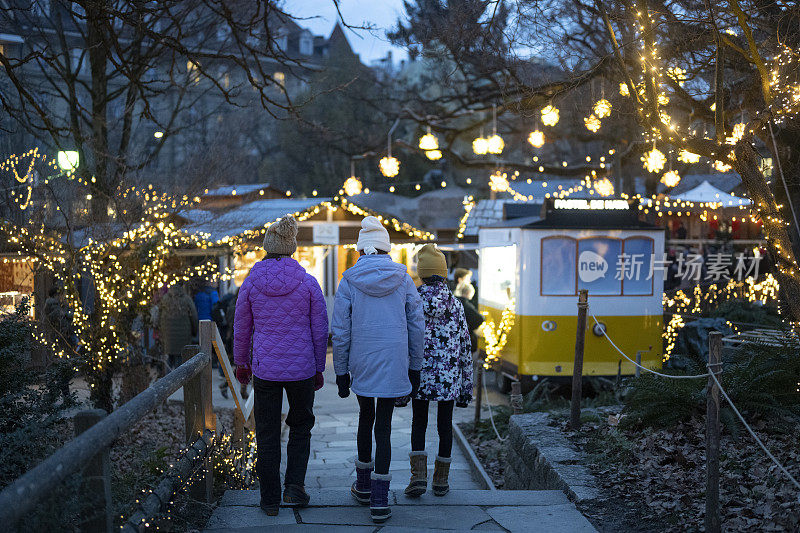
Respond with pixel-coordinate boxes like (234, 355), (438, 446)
(734, 142), (800, 322)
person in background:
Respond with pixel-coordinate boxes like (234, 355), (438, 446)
(332, 216), (425, 524)
(453, 267), (478, 307)
(213, 290), (243, 399)
(233, 216), (328, 517)
(405, 245), (473, 498)
(453, 281), (484, 355)
(194, 281), (220, 322)
(157, 283), (198, 369)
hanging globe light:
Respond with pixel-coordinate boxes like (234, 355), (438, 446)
(584, 114), (602, 132)
(713, 160), (732, 172)
(343, 175), (363, 196)
(486, 134), (504, 154)
(472, 136), (489, 155)
(678, 149), (701, 164)
(593, 99), (612, 118)
(489, 170), (509, 192)
(619, 82), (630, 97)
(425, 149), (442, 161)
(541, 104), (559, 127)
(661, 170), (681, 188)
(527, 129), (545, 148)
(379, 156), (400, 177)
(418, 128), (439, 151)
(594, 178), (614, 197)
(642, 147), (666, 173)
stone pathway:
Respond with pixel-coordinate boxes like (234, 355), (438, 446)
(204, 353), (597, 532)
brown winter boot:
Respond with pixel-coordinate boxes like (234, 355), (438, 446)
(432, 455), (451, 496)
(404, 451), (428, 497)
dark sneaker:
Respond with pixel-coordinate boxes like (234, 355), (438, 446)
(259, 500), (279, 516)
(283, 484), (310, 507)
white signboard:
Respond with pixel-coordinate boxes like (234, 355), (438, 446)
(313, 223), (339, 245)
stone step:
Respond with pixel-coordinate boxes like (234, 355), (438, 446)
(219, 488), (570, 508)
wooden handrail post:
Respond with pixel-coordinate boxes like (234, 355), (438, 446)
(510, 381), (523, 415)
(182, 333), (215, 502)
(570, 289), (588, 430)
(74, 409), (112, 533)
(706, 332), (722, 533)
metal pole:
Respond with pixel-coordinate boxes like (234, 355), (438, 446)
(570, 289), (588, 430)
(635, 351), (642, 378)
(706, 332), (722, 533)
(474, 357), (484, 424)
(74, 409), (112, 533)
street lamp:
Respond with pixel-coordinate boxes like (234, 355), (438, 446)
(57, 150), (79, 172)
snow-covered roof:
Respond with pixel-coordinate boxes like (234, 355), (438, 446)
(204, 183), (274, 196)
(672, 180), (751, 206)
(462, 199), (541, 237)
(348, 185), (472, 230)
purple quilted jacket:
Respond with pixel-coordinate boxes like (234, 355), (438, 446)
(233, 257), (328, 381)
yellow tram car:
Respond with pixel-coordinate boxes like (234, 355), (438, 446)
(478, 199), (664, 390)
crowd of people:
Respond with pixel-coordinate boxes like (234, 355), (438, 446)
(231, 215), (479, 524)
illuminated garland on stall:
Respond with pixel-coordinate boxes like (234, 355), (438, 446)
(479, 299), (516, 367)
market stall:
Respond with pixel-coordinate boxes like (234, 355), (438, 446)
(478, 198), (665, 386)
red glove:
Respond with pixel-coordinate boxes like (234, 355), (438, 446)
(235, 366), (251, 385)
(314, 372), (324, 391)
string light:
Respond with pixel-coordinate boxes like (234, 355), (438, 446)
(489, 170), (509, 193)
(343, 176), (362, 196)
(593, 98), (612, 118)
(528, 129), (545, 148)
(584, 114), (602, 132)
(642, 147), (667, 173)
(594, 177), (614, 197)
(479, 299), (516, 366)
(678, 149), (701, 164)
(541, 104), (560, 127)
(661, 169), (681, 188)
(619, 82), (630, 97)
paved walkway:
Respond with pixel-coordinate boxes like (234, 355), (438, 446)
(203, 354), (596, 532)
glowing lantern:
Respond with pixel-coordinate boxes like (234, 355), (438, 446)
(419, 130), (439, 151)
(343, 176), (362, 196)
(619, 83), (630, 97)
(678, 149), (700, 164)
(486, 134), (504, 154)
(661, 170), (681, 188)
(584, 114), (601, 132)
(489, 170), (509, 192)
(594, 178), (614, 197)
(541, 104), (559, 127)
(425, 150), (442, 161)
(379, 156), (400, 177)
(593, 99), (612, 118)
(528, 130), (545, 148)
(472, 137), (489, 155)
(642, 147), (666, 173)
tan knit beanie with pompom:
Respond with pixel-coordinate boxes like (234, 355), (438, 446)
(263, 215), (298, 255)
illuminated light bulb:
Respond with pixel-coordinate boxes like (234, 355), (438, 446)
(678, 149), (701, 164)
(593, 99), (612, 118)
(472, 137), (489, 155)
(528, 130), (545, 148)
(486, 134), (505, 154)
(466, 178), (472, 184)
(642, 147), (666, 173)
(389, 185), (395, 192)
(667, 66), (687, 86)
(594, 178), (614, 197)
(489, 170), (509, 192)
(661, 170), (681, 188)
(415, 184), (421, 190)
(619, 83), (630, 97)
(713, 160), (732, 172)
(343, 176), (362, 196)
(153, 131), (164, 139)
(541, 104), (560, 126)
(726, 123), (746, 145)
(379, 156), (400, 177)
(418, 131), (439, 151)
(658, 93), (670, 105)
(584, 114), (601, 132)
(425, 150), (442, 160)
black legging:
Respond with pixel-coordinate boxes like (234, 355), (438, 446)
(356, 396), (395, 475)
(411, 399), (454, 458)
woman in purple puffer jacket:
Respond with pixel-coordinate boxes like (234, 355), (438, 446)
(233, 215), (328, 516)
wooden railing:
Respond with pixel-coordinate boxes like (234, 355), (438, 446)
(0, 319), (251, 532)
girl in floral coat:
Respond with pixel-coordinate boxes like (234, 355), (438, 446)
(405, 244), (473, 498)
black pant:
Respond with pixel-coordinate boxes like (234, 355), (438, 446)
(411, 399), (454, 458)
(356, 396), (395, 475)
(253, 376), (315, 504)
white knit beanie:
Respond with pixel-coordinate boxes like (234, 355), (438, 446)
(356, 216), (391, 254)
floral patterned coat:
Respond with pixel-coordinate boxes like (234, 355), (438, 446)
(414, 281), (474, 403)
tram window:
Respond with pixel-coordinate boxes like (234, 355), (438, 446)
(479, 245), (516, 306)
(577, 238), (622, 295)
(622, 237), (654, 295)
(541, 237), (576, 295)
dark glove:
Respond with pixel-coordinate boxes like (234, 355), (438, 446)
(408, 369), (420, 397)
(235, 366), (251, 385)
(455, 393), (471, 408)
(336, 373), (350, 398)
(395, 394), (411, 408)
(314, 372), (324, 391)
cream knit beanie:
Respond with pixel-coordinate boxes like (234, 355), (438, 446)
(356, 216), (391, 254)
(263, 215), (298, 255)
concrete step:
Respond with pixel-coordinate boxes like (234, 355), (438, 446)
(219, 488), (570, 508)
